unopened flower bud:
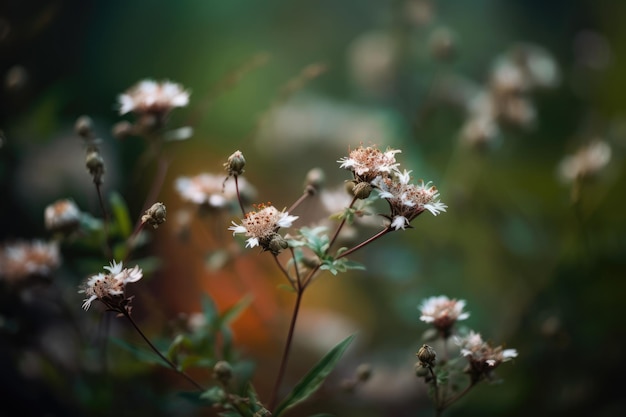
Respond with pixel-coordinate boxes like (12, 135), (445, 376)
(267, 233), (288, 254)
(141, 202), (167, 229)
(75, 115), (94, 138)
(415, 363), (429, 377)
(301, 256), (321, 269)
(416, 344), (437, 367)
(305, 168), (325, 194)
(213, 360), (233, 384)
(85, 150), (105, 185)
(224, 150), (246, 176)
(351, 182), (373, 199)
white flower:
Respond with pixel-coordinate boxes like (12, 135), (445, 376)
(558, 140), (611, 183)
(0, 240), (60, 284)
(118, 79), (189, 115)
(44, 199), (81, 233)
(79, 261), (143, 310)
(419, 295), (469, 334)
(338, 145), (401, 182)
(228, 204), (298, 250)
(375, 173), (447, 229)
(175, 173), (255, 208)
(455, 330), (518, 377)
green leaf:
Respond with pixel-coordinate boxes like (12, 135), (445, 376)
(220, 295), (252, 325)
(201, 292), (219, 325)
(109, 191), (133, 238)
(273, 334), (355, 417)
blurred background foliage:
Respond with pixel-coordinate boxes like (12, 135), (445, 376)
(1, 0), (626, 416)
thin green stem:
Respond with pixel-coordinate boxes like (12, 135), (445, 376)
(121, 311), (205, 392)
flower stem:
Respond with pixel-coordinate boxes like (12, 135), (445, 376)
(268, 287), (304, 411)
(122, 311), (205, 392)
(428, 366), (440, 413)
(94, 182), (113, 259)
(327, 196), (357, 250)
(337, 226), (392, 260)
(441, 380), (476, 410)
(287, 188), (314, 214)
(234, 175), (246, 217)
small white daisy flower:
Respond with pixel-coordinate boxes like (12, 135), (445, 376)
(228, 204), (298, 251)
(79, 261), (143, 311)
(118, 79), (190, 116)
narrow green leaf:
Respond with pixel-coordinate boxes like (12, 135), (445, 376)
(201, 292), (218, 324)
(220, 295), (252, 325)
(109, 191), (133, 238)
(273, 334), (355, 417)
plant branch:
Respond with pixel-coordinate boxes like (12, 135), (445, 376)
(268, 287), (304, 412)
(121, 311), (206, 392)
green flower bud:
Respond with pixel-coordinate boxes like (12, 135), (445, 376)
(352, 182), (373, 199)
(225, 150), (246, 176)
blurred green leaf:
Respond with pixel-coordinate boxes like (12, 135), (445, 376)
(109, 191), (133, 238)
(219, 295), (252, 326)
(273, 334), (355, 417)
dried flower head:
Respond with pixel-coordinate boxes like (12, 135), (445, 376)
(85, 149), (105, 185)
(118, 79), (190, 116)
(79, 260), (143, 312)
(224, 150), (246, 177)
(455, 331), (518, 382)
(175, 173), (255, 209)
(141, 202), (167, 229)
(419, 295), (469, 336)
(44, 199), (81, 234)
(338, 145), (401, 183)
(374, 171), (447, 230)
(0, 240), (60, 284)
(228, 203), (298, 252)
(558, 140), (611, 183)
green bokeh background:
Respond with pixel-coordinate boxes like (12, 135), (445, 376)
(2, 1), (626, 416)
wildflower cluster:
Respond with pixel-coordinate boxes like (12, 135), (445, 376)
(339, 145), (446, 230)
(456, 43), (559, 148)
(415, 295), (517, 415)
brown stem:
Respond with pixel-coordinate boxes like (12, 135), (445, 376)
(327, 196), (357, 251)
(268, 287), (304, 412)
(287, 189), (313, 214)
(428, 366), (441, 415)
(122, 311), (205, 392)
(336, 226), (393, 260)
(234, 175), (247, 217)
